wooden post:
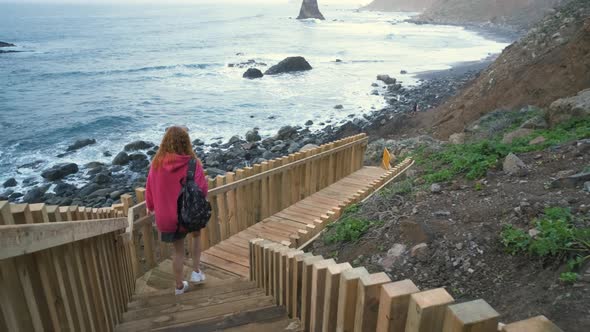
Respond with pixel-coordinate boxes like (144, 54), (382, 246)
(500, 315), (563, 332)
(291, 252), (313, 318)
(216, 175), (229, 240)
(336, 267), (369, 332)
(46, 205), (62, 222)
(442, 299), (499, 332)
(376, 279), (420, 332)
(234, 169), (246, 232)
(29, 203), (49, 223)
(0, 201), (14, 225)
(120, 194), (133, 217)
(207, 178), (219, 246)
(225, 172), (238, 236)
(301, 257), (334, 331)
(322, 263), (353, 332)
(309, 259), (338, 332)
(11, 204), (34, 224)
(249, 238), (264, 282)
(405, 288), (454, 332)
(135, 188), (146, 203)
(260, 162), (270, 219)
(354, 272), (391, 332)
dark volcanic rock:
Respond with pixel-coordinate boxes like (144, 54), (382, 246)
(377, 74), (396, 85)
(246, 129), (262, 143)
(129, 159), (150, 173)
(243, 68), (264, 79)
(67, 138), (96, 151)
(0, 41), (15, 47)
(23, 186), (49, 203)
(124, 140), (155, 152)
(54, 182), (77, 196)
(264, 57), (312, 75)
(297, 0), (325, 20)
(277, 126), (298, 140)
(41, 163), (79, 181)
(112, 152), (130, 166)
(3, 178), (17, 188)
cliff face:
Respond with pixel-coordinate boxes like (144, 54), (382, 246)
(297, 0), (325, 20)
(419, 0), (569, 31)
(361, 0), (437, 12)
(428, 0), (590, 138)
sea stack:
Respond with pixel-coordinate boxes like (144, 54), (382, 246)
(297, 0), (325, 20)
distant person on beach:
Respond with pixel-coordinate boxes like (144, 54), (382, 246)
(146, 126), (208, 295)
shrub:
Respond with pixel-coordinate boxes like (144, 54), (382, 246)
(324, 204), (383, 244)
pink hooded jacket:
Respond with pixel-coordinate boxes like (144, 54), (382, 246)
(145, 154), (208, 233)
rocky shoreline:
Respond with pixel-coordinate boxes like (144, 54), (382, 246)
(0, 59), (489, 208)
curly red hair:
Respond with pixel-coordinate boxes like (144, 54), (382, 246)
(151, 126), (198, 169)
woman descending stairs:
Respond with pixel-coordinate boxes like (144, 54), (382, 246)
(115, 259), (302, 332)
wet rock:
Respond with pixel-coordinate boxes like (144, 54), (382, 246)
(23, 186), (49, 203)
(277, 126), (298, 140)
(334, 105), (343, 110)
(112, 152), (130, 166)
(3, 178), (17, 188)
(376, 75), (396, 85)
(18, 160), (44, 170)
(129, 153), (147, 161)
(297, 0), (325, 20)
(103, 151), (112, 157)
(305, 120), (314, 126)
(124, 140), (155, 152)
(228, 135), (241, 145)
(129, 159), (150, 173)
(551, 172), (590, 189)
(529, 136), (546, 145)
(547, 88), (590, 126)
(503, 153), (528, 176)
(243, 68), (264, 79)
(265, 57), (312, 75)
(300, 144), (319, 152)
(192, 139), (205, 146)
(502, 128), (534, 144)
(0, 41), (16, 47)
(400, 70), (408, 74)
(54, 182), (77, 197)
(41, 163), (79, 181)
(66, 138), (96, 151)
(9, 192), (23, 200)
(94, 173), (112, 185)
(110, 190), (125, 200)
(245, 129), (261, 143)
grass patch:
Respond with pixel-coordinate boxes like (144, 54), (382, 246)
(379, 178), (414, 198)
(415, 118), (590, 183)
(324, 204), (383, 245)
(501, 207), (590, 283)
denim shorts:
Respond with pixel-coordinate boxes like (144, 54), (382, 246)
(160, 232), (188, 243)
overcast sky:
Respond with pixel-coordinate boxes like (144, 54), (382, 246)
(0, 0), (372, 5)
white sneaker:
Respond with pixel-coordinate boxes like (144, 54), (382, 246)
(190, 270), (206, 283)
(175, 281), (189, 295)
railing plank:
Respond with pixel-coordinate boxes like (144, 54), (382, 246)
(0, 218), (127, 260)
(376, 279), (420, 332)
(336, 267), (369, 332)
(442, 299), (499, 332)
(322, 263), (352, 332)
(405, 288), (454, 332)
(354, 272), (392, 332)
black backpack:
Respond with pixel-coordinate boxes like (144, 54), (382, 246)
(176, 159), (211, 233)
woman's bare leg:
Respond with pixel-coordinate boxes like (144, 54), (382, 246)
(192, 231), (202, 272)
(173, 238), (185, 289)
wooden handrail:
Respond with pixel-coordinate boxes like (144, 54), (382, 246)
(0, 217), (127, 260)
(208, 135), (368, 196)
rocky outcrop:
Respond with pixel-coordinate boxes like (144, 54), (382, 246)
(243, 68), (264, 79)
(265, 57), (312, 75)
(427, 0), (590, 139)
(124, 140), (154, 151)
(0, 41), (15, 47)
(361, 0), (436, 12)
(67, 138), (96, 151)
(297, 0), (325, 20)
(547, 88), (590, 126)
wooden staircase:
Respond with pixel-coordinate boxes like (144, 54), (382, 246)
(115, 260), (302, 332)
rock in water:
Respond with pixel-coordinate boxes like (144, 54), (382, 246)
(264, 57), (312, 75)
(243, 68), (264, 79)
(0, 41), (15, 48)
(124, 140), (155, 152)
(297, 0), (325, 20)
(67, 138), (96, 151)
(41, 163), (79, 181)
(3, 178), (17, 188)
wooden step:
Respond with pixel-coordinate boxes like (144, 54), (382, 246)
(221, 317), (303, 332)
(116, 294), (277, 331)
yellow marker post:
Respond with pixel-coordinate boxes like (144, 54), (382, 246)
(381, 148), (394, 170)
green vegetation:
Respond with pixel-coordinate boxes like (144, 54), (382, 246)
(324, 204), (383, 244)
(501, 207), (590, 283)
(414, 118), (590, 184)
(378, 178), (414, 198)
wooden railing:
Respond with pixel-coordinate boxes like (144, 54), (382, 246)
(249, 239), (564, 332)
(0, 205), (135, 331)
(124, 134), (370, 276)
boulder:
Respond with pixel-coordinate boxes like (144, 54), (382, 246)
(551, 172), (590, 189)
(410, 243), (429, 261)
(3, 178), (17, 188)
(502, 128), (534, 144)
(246, 129), (261, 143)
(243, 68), (264, 79)
(41, 163), (79, 181)
(66, 138), (96, 151)
(129, 159), (150, 173)
(547, 89), (590, 126)
(297, 0), (325, 20)
(277, 126), (298, 140)
(93, 173), (112, 185)
(376, 75), (396, 85)
(448, 132), (466, 145)
(520, 116), (548, 130)
(23, 186), (49, 203)
(124, 140), (154, 152)
(334, 105), (343, 109)
(54, 182), (77, 196)
(300, 144), (319, 152)
(503, 153), (528, 176)
(264, 57), (312, 75)
(305, 120), (314, 126)
(112, 152), (130, 166)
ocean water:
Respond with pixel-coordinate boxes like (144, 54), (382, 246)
(0, 3), (508, 190)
